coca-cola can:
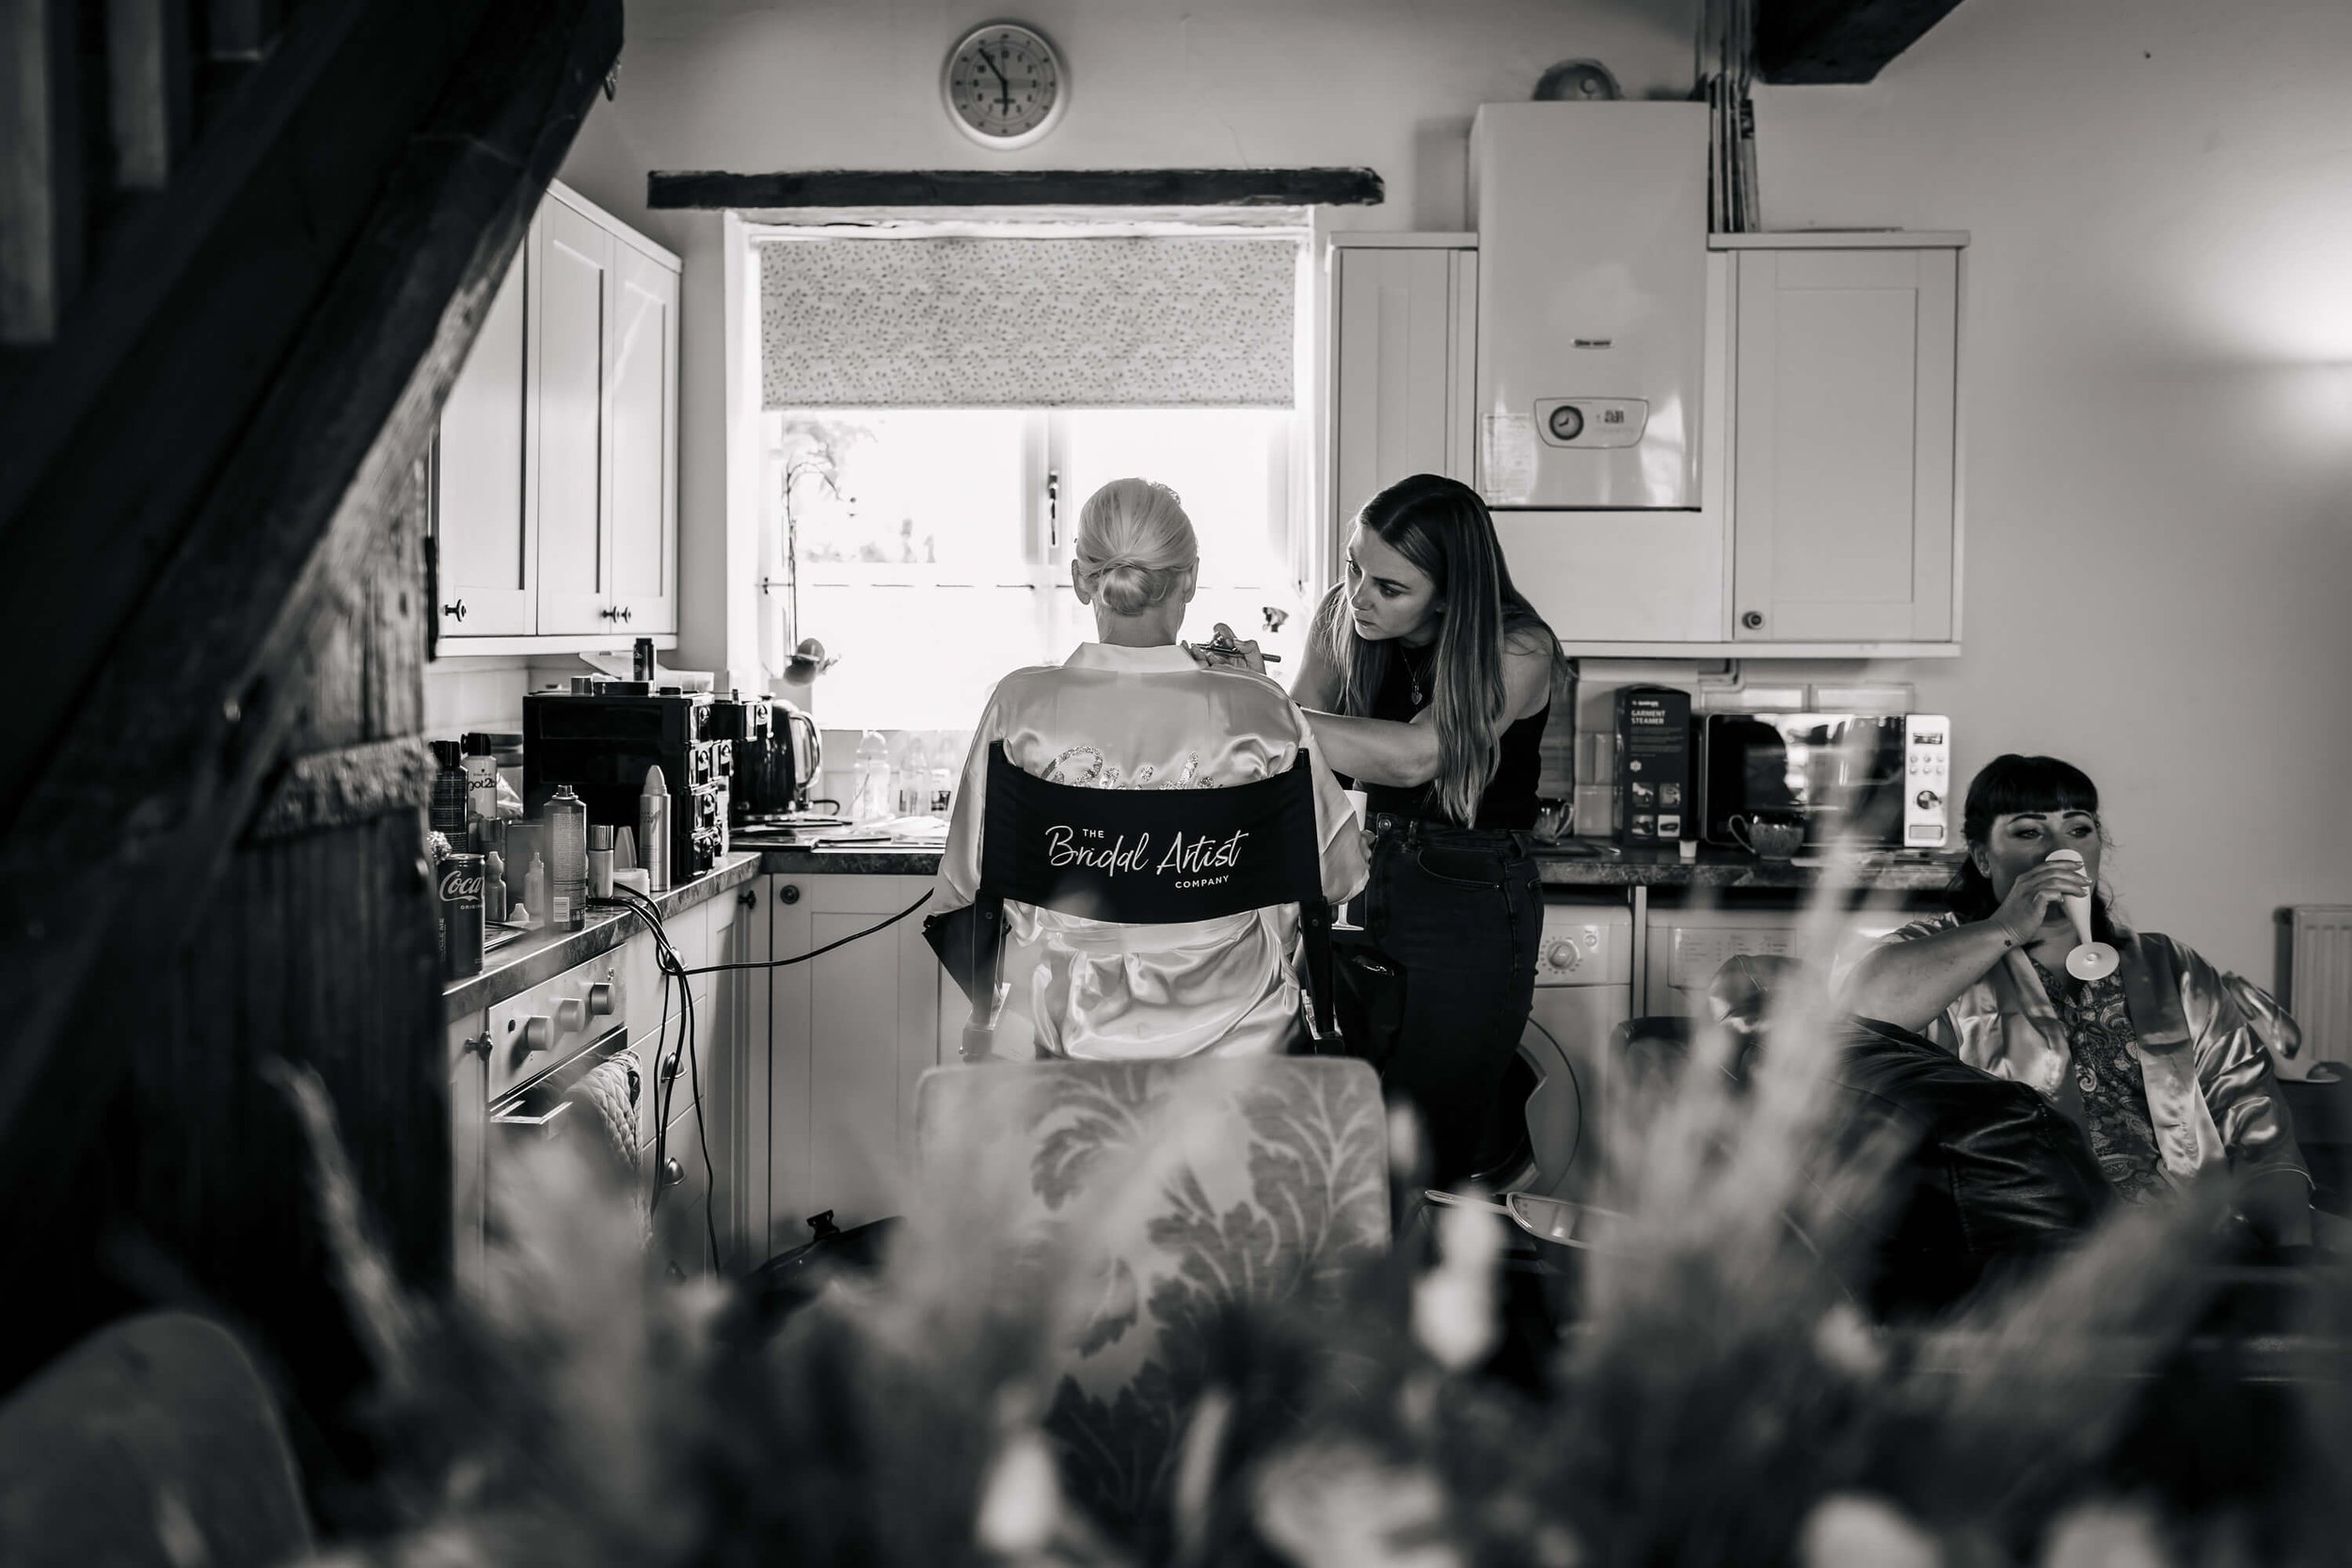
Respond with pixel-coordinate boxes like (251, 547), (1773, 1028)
(438, 852), (485, 979)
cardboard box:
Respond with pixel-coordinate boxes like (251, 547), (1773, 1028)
(1614, 686), (1692, 846)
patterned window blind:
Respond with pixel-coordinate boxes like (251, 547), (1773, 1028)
(759, 235), (1297, 409)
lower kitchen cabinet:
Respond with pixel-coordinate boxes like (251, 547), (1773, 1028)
(744, 873), (945, 1261)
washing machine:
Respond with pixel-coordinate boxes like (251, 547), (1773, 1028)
(1643, 909), (1917, 1017)
(1643, 911), (1804, 1018)
(1498, 897), (1632, 1201)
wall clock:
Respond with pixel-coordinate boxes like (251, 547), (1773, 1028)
(943, 22), (1066, 149)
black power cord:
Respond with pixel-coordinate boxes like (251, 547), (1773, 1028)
(598, 887), (720, 1275)
(589, 882), (937, 1276)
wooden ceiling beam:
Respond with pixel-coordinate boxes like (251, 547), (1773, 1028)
(1758, 0), (1968, 85)
(649, 166), (1383, 210)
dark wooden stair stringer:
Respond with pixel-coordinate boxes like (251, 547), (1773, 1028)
(0, 0), (624, 1367)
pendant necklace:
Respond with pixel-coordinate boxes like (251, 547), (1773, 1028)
(1404, 643), (1434, 707)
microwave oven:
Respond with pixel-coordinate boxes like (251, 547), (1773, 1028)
(1696, 713), (1952, 851)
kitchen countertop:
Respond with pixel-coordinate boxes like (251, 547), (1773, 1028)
(442, 850), (761, 1023)
(749, 841), (1963, 891)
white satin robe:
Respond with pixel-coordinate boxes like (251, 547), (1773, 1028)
(935, 642), (1368, 1059)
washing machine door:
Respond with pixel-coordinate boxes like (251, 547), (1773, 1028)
(1516, 985), (1630, 1201)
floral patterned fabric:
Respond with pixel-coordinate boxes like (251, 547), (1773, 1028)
(759, 235), (1297, 409)
(2027, 959), (2170, 1203)
(914, 1057), (1387, 1547)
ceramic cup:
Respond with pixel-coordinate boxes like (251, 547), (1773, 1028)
(1728, 812), (1804, 861)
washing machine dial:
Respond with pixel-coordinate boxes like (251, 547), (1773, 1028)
(1545, 938), (1584, 974)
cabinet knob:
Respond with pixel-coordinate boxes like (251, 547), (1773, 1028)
(778, 883), (801, 905)
(737, 888), (757, 908)
(661, 1156), (685, 1187)
(599, 607), (618, 622)
(442, 599), (468, 623)
(619, 607), (633, 623)
(464, 1032), (493, 1059)
(1741, 610), (1765, 630)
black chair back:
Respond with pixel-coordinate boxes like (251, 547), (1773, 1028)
(932, 743), (1337, 1057)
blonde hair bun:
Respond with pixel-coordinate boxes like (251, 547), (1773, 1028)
(1074, 478), (1197, 616)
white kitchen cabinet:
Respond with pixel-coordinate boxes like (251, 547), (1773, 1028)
(1729, 239), (1960, 645)
(447, 1010), (489, 1291)
(532, 197), (614, 636)
(437, 181), (681, 651)
(433, 238), (536, 637)
(1328, 235), (1477, 546)
(744, 873), (943, 1260)
(606, 244), (679, 635)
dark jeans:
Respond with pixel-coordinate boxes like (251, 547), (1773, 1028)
(1361, 817), (1543, 1189)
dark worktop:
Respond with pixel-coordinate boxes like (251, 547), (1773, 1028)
(441, 851), (762, 1023)
(749, 841), (1963, 891)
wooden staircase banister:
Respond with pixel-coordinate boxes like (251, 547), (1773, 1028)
(0, 0), (623, 1291)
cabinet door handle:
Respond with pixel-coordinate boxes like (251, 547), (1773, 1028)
(1741, 610), (1765, 630)
(443, 599), (468, 623)
(619, 606), (633, 623)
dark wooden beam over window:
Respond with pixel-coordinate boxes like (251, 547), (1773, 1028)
(648, 166), (1383, 211)
(1758, 0), (1968, 84)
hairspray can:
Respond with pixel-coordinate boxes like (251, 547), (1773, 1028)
(639, 766), (671, 894)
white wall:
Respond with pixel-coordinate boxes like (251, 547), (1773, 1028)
(554, 0), (2352, 981)
(550, 0), (1701, 689)
(1755, 0), (2352, 978)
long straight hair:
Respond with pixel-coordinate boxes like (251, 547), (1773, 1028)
(1949, 752), (2121, 943)
(1318, 473), (1560, 825)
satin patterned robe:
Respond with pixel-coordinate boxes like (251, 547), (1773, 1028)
(936, 642), (1369, 1059)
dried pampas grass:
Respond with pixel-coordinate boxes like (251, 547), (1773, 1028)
(275, 877), (2349, 1567)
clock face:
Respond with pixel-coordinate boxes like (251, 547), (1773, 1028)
(944, 24), (1065, 148)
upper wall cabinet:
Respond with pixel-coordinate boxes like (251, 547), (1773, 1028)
(436, 182), (680, 651)
(433, 231), (535, 637)
(1726, 238), (1960, 646)
(1327, 235), (1478, 544)
(1336, 230), (1968, 657)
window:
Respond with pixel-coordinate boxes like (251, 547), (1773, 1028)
(765, 407), (1302, 730)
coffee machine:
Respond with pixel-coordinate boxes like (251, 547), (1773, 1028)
(522, 682), (726, 880)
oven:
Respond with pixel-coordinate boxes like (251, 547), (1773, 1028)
(452, 952), (639, 1282)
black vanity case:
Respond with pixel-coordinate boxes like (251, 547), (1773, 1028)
(523, 685), (726, 880)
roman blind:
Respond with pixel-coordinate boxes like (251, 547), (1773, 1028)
(759, 235), (1296, 409)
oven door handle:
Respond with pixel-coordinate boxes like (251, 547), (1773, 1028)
(491, 1099), (575, 1134)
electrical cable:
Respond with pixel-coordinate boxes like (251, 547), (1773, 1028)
(664, 887), (933, 976)
(598, 888), (721, 1274)
(584, 881), (937, 1275)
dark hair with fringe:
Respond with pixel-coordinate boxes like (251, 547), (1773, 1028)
(1949, 753), (2119, 942)
(1315, 473), (1560, 826)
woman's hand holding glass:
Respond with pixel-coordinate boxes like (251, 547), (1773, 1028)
(1992, 856), (2092, 945)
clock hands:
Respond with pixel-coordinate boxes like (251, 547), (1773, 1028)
(975, 45), (1015, 116)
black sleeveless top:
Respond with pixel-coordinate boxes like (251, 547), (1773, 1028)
(1353, 644), (1547, 830)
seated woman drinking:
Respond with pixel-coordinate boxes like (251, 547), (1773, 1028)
(1841, 752), (2311, 1246)
(933, 478), (1367, 1059)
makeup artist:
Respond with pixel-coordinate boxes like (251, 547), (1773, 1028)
(1199, 473), (1565, 1188)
